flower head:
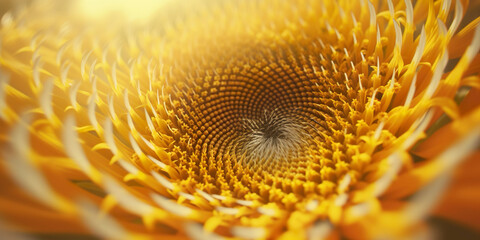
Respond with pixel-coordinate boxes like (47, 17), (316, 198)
(0, 0), (480, 239)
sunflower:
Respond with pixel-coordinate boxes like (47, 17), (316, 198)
(0, 0), (480, 239)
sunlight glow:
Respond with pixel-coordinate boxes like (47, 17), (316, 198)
(76, 0), (171, 22)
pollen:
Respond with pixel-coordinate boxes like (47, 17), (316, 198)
(238, 109), (308, 165)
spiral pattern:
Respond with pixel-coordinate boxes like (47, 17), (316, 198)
(1, 0), (480, 239)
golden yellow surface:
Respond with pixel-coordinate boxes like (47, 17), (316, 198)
(0, 0), (479, 239)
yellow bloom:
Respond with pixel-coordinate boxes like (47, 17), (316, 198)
(0, 0), (480, 239)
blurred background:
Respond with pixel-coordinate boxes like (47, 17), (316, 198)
(0, 0), (174, 23)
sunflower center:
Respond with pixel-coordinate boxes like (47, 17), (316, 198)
(158, 43), (361, 197)
(151, 12), (398, 203)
